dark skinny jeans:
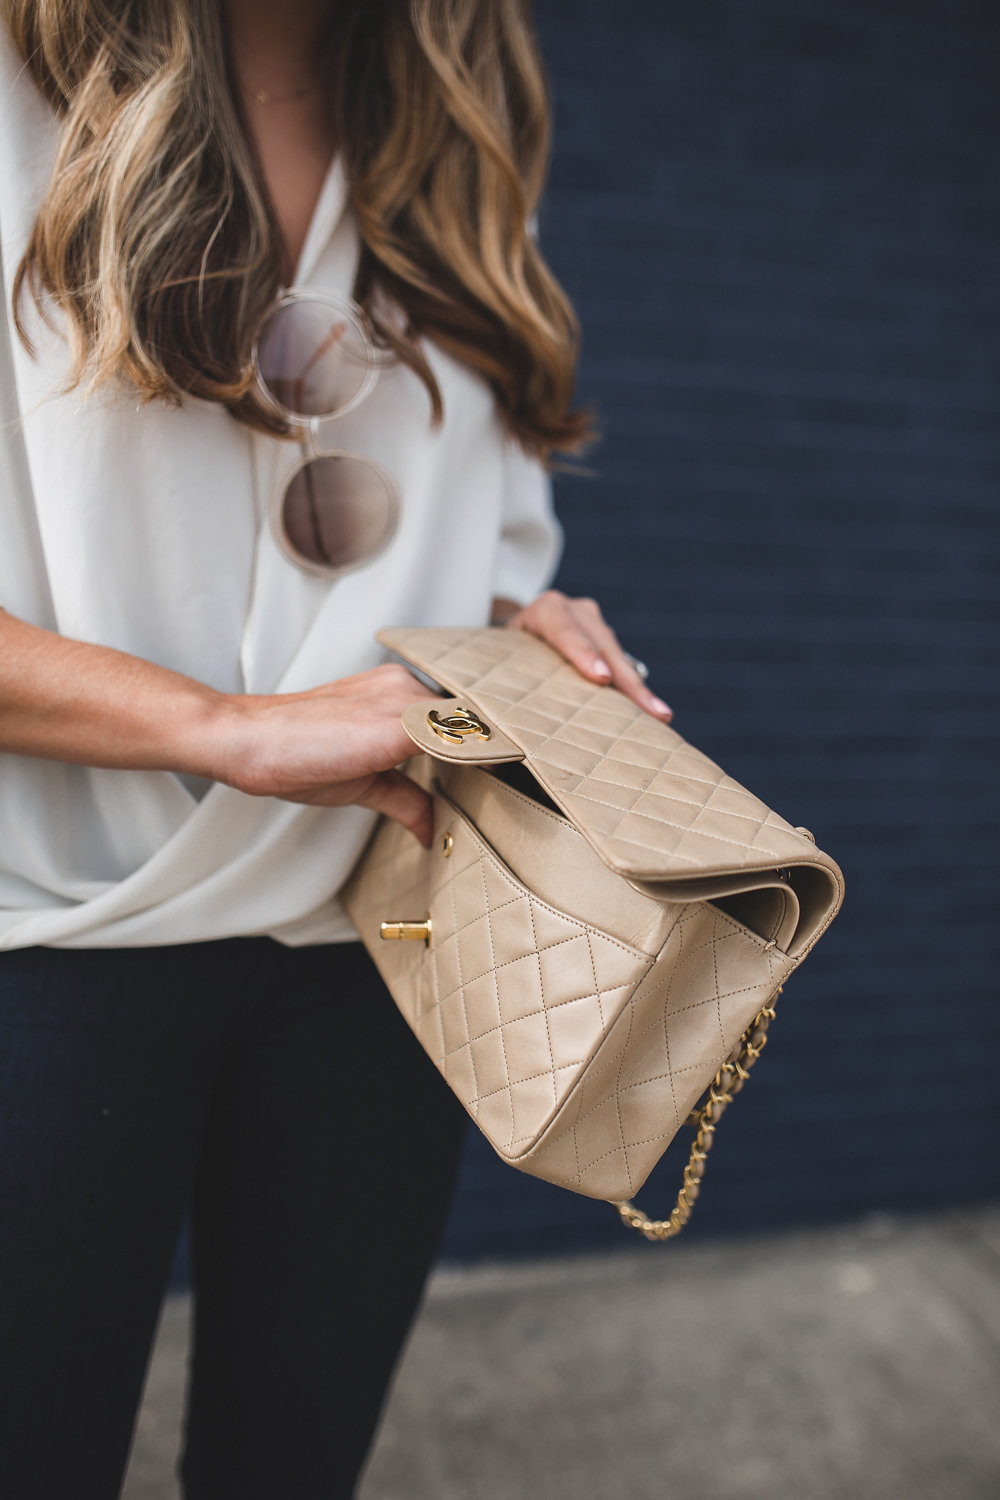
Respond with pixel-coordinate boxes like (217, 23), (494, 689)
(0, 938), (466, 1500)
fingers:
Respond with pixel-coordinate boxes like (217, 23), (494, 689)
(358, 769), (435, 847)
(510, 591), (672, 722)
(299, 769), (434, 847)
(316, 662), (434, 708)
(594, 633), (672, 722)
(529, 595), (616, 685)
(567, 605), (672, 721)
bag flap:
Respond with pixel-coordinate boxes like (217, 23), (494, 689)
(379, 626), (844, 904)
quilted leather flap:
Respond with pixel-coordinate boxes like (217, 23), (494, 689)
(379, 626), (844, 897)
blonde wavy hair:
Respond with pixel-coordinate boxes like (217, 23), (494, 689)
(5, 0), (593, 458)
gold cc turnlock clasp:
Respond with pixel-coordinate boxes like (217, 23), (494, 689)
(379, 918), (432, 947)
(426, 707), (492, 745)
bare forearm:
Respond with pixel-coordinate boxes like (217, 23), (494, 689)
(0, 609), (226, 777)
(0, 609), (439, 842)
(0, 590), (670, 842)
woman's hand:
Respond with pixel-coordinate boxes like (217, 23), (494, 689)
(210, 665), (437, 845)
(0, 611), (437, 846)
(492, 591), (672, 722)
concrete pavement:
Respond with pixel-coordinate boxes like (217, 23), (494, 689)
(122, 1206), (1000, 1500)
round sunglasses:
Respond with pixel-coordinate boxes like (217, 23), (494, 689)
(252, 290), (399, 579)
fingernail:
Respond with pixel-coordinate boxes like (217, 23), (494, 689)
(593, 658), (613, 680)
(648, 694), (672, 718)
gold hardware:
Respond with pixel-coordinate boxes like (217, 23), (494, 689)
(379, 918), (432, 947)
(427, 707), (492, 745)
(613, 988), (782, 1242)
(440, 831), (454, 858)
(795, 826), (816, 843)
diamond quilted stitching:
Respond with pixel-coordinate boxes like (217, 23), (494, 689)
(380, 627), (822, 882)
(494, 951), (553, 1024)
(512, 908), (791, 1197)
(455, 971), (504, 1047)
(536, 931), (592, 998)
(562, 779), (645, 815)
(544, 993), (607, 1057)
(438, 1040), (477, 1109)
(346, 630), (840, 1201)
(437, 912), (496, 996)
(507, 1075), (560, 1141)
(437, 989), (478, 1068)
(472, 1058), (515, 1144)
(408, 828), (654, 1153)
(519, 899), (581, 954)
(500, 1012), (556, 1087)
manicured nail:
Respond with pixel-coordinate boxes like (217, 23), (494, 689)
(593, 658), (613, 680)
(648, 694), (672, 718)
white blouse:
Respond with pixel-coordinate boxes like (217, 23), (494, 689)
(0, 34), (562, 950)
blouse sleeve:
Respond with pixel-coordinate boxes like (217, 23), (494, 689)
(489, 437), (564, 607)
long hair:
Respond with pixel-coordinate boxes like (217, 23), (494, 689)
(4, 0), (593, 458)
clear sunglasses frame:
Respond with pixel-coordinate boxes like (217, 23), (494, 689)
(251, 288), (400, 580)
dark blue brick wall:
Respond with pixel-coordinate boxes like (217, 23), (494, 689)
(439, 0), (1000, 1259)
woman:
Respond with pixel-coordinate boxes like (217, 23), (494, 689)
(0, 1), (671, 1495)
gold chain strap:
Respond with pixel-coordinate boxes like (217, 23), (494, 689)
(613, 987), (783, 1242)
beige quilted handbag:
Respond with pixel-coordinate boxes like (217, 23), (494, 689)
(342, 627), (844, 1240)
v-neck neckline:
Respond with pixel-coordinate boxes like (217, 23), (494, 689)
(290, 153), (350, 288)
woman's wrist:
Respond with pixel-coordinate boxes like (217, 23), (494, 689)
(191, 691), (284, 795)
(159, 685), (247, 784)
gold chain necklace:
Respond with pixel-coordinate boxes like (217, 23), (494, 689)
(247, 82), (325, 106)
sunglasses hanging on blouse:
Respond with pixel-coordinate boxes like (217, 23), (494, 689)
(252, 289), (400, 579)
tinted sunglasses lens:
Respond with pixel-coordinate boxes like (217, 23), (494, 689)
(279, 454), (397, 574)
(256, 296), (375, 419)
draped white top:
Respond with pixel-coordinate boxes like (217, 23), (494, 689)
(0, 34), (562, 950)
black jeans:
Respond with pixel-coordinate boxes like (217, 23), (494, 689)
(0, 938), (467, 1500)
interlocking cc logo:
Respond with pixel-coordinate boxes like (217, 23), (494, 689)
(426, 707), (493, 745)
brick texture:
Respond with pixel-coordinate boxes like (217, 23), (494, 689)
(440, 0), (1000, 1258)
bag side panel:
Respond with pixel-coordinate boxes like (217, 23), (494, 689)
(514, 903), (795, 1201)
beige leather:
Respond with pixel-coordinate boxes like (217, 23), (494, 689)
(342, 627), (844, 1205)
